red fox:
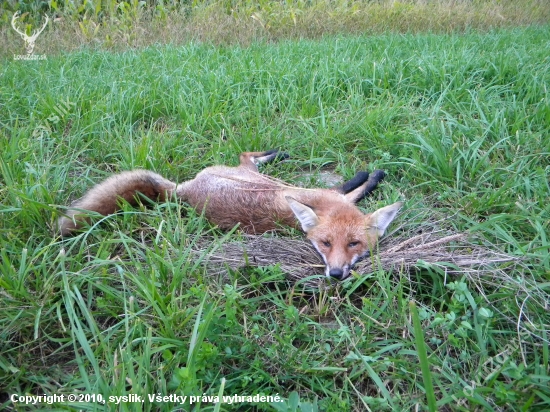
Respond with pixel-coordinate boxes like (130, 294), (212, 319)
(58, 150), (402, 280)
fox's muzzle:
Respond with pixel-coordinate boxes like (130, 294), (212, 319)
(325, 251), (371, 280)
(326, 265), (351, 280)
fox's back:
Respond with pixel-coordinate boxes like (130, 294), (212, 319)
(176, 165), (297, 232)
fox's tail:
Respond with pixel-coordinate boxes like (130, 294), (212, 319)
(57, 170), (176, 237)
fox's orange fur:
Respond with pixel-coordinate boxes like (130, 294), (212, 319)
(58, 150), (402, 280)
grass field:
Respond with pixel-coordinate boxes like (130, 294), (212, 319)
(1, 8), (550, 412)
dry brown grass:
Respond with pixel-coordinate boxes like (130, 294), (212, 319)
(2, 0), (549, 57)
(194, 210), (520, 286)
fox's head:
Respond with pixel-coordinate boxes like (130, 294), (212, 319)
(286, 197), (402, 280)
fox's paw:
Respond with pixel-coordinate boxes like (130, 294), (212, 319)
(340, 171), (370, 194)
(358, 170), (387, 200)
(368, 169), (386, 183)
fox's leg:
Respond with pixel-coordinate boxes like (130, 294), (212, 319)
(335, 171), (370, 194)
(344, 170), (386, 203)
(238, 149), (289, 171)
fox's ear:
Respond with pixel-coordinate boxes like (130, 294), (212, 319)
(285, 196), (319, 232)
(366, 201), (403, 236)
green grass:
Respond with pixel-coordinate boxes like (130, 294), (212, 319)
(1, 26), (550, 411)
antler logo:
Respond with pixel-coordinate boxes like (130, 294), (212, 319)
(11, 12), (49, 55)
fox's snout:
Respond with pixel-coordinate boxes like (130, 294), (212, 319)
(327, 266), (354, 280)
(324, 251), (362, 280)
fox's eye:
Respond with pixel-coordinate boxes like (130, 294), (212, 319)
(348, 241), (360, 248)
(322, 241), (331, 248)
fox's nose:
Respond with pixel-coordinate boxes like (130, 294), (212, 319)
(328, 268), (344, 279)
